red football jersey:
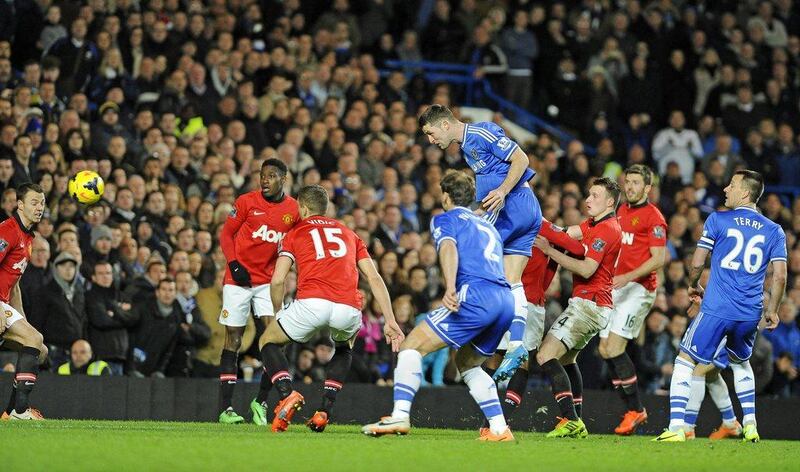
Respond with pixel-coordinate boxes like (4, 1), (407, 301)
(220, 191), (300, 286)
(279, 216), (370, 309)
(0, 213), (35, 303)
(573, 213), (622, 307)
(522, 219), (586, 306)
(616, 201), (667, 292)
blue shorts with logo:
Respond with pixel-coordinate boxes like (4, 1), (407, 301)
(680, 311), (758, 365)
(486, 184), (541, 257)
(425, 282), (514, 356)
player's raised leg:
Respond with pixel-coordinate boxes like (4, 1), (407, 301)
(258, 320), (304, 433)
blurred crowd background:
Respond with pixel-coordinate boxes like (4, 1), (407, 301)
(0, 0), (797, 397)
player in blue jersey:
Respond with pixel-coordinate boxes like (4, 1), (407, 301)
(655, 170), (787, 442)
(362, 170), (516, 441)
(418, 105), (542, 378)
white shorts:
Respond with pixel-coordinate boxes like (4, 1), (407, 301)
(497, 304), (546, 352)
(547, 298), (611, 351)
(277, 298), (362, 343)
(601, 282), (657, 340)
(219, 284), (274, 327)
(1, 301), (24, 330)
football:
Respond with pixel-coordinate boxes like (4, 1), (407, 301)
(68, 170), (105, 205)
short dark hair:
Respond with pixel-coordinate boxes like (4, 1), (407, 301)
(157, 276), (175, 289)
(591, 177), (622, 207)
(16, 182), (44, 201)
(625, 164), (653, 186)
(418, 104), (455, 128)
(297, 185), (329, 215)
(440, 170), (476, 207)
(734, 169), (764, 203)
(262, 158), (288, 176)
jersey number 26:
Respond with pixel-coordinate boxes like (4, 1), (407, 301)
(720, 228), (765, 274)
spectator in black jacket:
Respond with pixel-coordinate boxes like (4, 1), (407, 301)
(123, 258), (166, 301)
(129, 277), (181, 377)
(86, 261), (138, 376)
(167, 270), (210, 377)
(80, 224), (114, 279)
(30, 251), (86, 370)
(19, 235), (51, 316)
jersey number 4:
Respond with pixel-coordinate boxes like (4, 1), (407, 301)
(310, 228), (347, 260)
(720, 228), (765, 274)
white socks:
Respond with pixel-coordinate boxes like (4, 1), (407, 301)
(462, 366), (507, 435)
(731, 361), (757, 426)
(391, 350), (423, 419)
(668, 356), (695, 432)
(707, 373), (738, 427)
(684, 375), (706, 429)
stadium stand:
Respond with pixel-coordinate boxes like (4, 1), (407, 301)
(0, 0), (797, 401)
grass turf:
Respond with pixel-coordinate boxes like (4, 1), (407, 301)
(1, 421), (798, 472)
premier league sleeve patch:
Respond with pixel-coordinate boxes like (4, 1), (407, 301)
(591, 238), (606, 252)
(228, 207), (237, 218)
(653, 226), (665, 239)
(0, 239), (7, 252)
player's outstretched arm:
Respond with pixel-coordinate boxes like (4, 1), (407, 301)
(687, 247), (710, 297)
(764, 260), (787, 331)
(358, 257), (404, 351)
(270, 256), (293, 315)
(482, 148), (528, 213)
(539, 220), (585, 256)
(535, 236), (598, 279)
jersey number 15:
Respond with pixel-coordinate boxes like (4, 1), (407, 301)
(310, 228), (347, 260)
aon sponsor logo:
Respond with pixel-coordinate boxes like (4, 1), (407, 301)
(252, 225), (286, 243)
(621, 231), (634, 245)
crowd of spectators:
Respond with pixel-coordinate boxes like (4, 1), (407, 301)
(0, 0), (797, 397)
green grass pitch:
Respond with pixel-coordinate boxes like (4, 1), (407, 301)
(1, 421), (798, 471)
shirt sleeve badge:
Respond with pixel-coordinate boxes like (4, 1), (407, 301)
(592, 238), (606, 252)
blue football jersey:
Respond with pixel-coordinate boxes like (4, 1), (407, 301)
(430, 207), (508, 289)
(460, 122), (535, 200)
(697, 206), (788, 321)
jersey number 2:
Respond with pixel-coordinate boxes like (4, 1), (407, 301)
(720, 228), (765, 274)
(476, 225), (500, 263)
(310, 228), (347, 260)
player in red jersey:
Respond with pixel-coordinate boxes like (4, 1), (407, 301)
(216, 158), (300, 425)
(599, 165), (668, 435)
(257, 185), (403, 433)
(0, 183), (47, 420)
(533, 177), (622, 438)
(483, 219), (586, 429)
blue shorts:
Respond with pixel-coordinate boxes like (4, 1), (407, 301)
(487, 185), (541, 257)
(680, 311), (758, 365)
(712, 338), (730, 369)
(425, 282), (514, 356)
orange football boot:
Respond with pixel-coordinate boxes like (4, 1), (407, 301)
(614, 409), (648, 435)
(709, 421), (743, 440)
(271, 391), (305, 432)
